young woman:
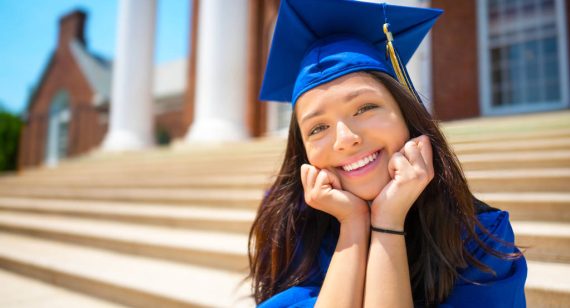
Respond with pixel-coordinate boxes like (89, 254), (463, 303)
(248, 1), (527, 307)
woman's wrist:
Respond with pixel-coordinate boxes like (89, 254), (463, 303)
(370, 225), (406, 235)
(339, 212), (371, 235)
(370, 209), (405, 231)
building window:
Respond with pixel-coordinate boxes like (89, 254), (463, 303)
(45, 90), (70, 166)
(478, 0), (569, 115)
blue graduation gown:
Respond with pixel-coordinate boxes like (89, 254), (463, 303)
(258, 210), (527, 307)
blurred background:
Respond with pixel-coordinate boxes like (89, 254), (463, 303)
(0, 0), (569, 307)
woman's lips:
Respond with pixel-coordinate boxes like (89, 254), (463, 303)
(337, 150), (382, 178)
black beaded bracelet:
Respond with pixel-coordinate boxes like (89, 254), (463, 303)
(370, 226), (406, 236)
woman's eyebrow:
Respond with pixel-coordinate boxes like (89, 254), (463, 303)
(342, 88), (377, 102)
(300, 109), (324, 126)
(300, 88), (378, 125)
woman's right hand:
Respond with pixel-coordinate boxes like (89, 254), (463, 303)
(300, 164), (369, 224)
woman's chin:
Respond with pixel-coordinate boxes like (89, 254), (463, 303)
(340, 173), (389, 202)
(345, 185), (383, 202)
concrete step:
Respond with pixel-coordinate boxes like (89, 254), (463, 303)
(15, 137), (569, 178)
(0, 229), (567, 307)
(1, 171), (565, 205)
(526, 260), (570, 307)
(445, 128), (570, 144)
(513, 221), (570, 263)
(8, 209), (570, 269)
(17, 160), (281, 178)
(476, 192), (570, 223)
(458, 150), (570, 170)
(4, 150), (568, 188)
(0, 187), (566, 216)
(2, 168), (568, 194)
(452, 137), (570, 154)
(0, 268), (126, 308)
(0, 187), (263, 208)
(441, 110), (570, 136)
(20, 151), (284, 175)
(0, 197), (255, 234)
(45, 130), (570, 174)
(0, 233), (253, 307)
(0, 212), (248, 272)
(0, 174), (273, 190)
(467, 168), (570, 192)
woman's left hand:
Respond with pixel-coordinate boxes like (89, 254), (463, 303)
(370, 135), (435, 229)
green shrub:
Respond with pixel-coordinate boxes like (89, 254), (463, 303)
(0, 110), (23, 171)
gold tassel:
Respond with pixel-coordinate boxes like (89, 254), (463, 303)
(383, 23), (423, 106)
(383, 23), (408, 87)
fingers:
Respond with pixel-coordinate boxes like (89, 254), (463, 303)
(403, 139), (427, 172)
(407, 135), (434, 180)
(301, 164), (317, 205)
(306, 164), (318, 189)
(324, 168), (343, 190)
(415, 135), (435, 179)
(388, 151), (412, 179)
(300, 164), (309, 189)
(393, 135), (434, 182)
(300, 164), (324, 202)
(301, 165), (338, 209)
(314, 168), (330, 190)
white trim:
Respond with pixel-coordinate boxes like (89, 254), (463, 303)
(477, 0), (491, 116)
(477, 0), (570, 116)
(556, 0), (570, 109)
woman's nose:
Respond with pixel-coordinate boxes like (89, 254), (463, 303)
(333, 121), (361, 151)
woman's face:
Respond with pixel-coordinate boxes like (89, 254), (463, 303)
(295, 72), (410, 201)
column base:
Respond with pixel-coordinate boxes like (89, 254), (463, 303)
(184, 118), (249, 142)
(101, 130), (154, 152)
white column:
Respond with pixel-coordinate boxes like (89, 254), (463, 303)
(102, 0), (156, 151)
(184, 0), (249, 142)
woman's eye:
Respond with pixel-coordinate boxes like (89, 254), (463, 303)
(309, 124), (329, 136)
(354, 104), (379, 115)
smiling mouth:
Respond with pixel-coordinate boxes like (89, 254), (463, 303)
(339, 150), (381, 172)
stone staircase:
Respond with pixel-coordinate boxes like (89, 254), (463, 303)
(0, 110), (569, 307)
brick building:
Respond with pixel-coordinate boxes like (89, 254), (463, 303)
(19, 0), (570, 168)
(18, 10), (189, 168)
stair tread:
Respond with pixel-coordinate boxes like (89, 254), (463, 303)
(0, 233), (253, 307)
(527, 261), (570, 292)
(0, 212), (248, 256)
(458, 150), (570, 162)
(475, 192), (570, 202)
(0, 197), (256, 221)
(466, 168), (570, 178)
(1, 224), (568, 305)
(0, 187), (264, 200)
(0, 268), (126, 308)
(512, 221), (570, 238)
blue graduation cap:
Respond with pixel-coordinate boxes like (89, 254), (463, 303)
(259, 0), (443, 107)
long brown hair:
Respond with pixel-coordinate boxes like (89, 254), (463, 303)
(248, 71), (522, 306)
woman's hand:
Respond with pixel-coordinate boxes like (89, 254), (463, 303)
(300, 164), (369, 224)
(370, 135), (434, 229)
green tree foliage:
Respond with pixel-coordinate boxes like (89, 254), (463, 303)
(0, 107), (23, 171)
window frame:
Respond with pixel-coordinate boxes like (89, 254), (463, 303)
(477, 0), (569, 116)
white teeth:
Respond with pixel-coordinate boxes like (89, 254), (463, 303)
(342, 151), (379, 172)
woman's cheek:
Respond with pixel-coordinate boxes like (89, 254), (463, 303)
(306, 136), (334, 167)
(305, 142), (328, 168)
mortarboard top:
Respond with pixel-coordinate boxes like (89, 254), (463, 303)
(259, 0), (443, 106)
